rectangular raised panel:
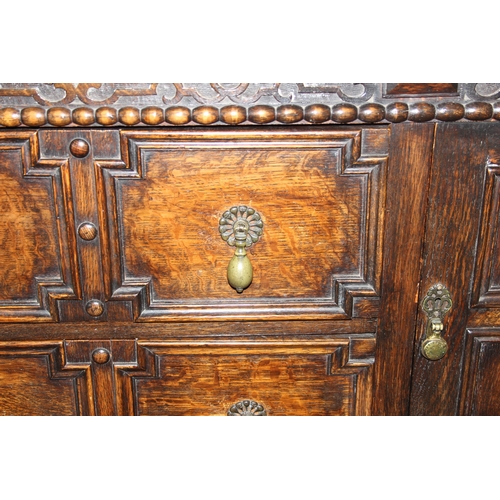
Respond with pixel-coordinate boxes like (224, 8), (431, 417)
(471, 164), (500, 307)
(0, 343), (90, 415)
(0, 151), (58, 300)
(460, 330), (500, 415)
(98, 127), (388, 321)
(0, 131), (78, 321)
(116, 339), (374, 416)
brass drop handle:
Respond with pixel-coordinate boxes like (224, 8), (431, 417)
(219, 206), (263, 293)
(227, 220), (253, 293)
(420, 284), (452, 361)
(421, 317), (448, 361)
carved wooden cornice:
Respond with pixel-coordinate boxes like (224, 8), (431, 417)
(0, 83), (499, 127)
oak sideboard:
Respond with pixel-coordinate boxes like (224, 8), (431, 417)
(1, 83), (499, 415)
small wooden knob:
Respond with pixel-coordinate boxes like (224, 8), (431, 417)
(70, 139), (90, 158)
(92, 348), (110, 364)
(78, 222), (98, 241)
(86, 299), (104, 317)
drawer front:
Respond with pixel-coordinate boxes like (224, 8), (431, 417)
(0, 127), (388, 323)
(0, 337), (374, 415)
(0, 126), (387, 415)
(101, 127), (389, 322)
(117, 338), (375, 416)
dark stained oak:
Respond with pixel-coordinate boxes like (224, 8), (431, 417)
(372, 123), (435, 415)
(409, 122), (500, 415)
(459, 331), (500, 415)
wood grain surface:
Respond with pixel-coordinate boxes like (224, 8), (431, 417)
(98, 127), (388, 321)
(372, 123), (435, 415)
(119, 340), (374, 416)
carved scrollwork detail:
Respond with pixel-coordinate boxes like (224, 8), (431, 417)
(0, 83), (78, 105)
(0, 83), (159, 106)
(465, 83), (500, 101)
(1, 84), (500, 128)
(227, 400), (267, 416)
(296, 83), (377, 103)
(162, 83), (281, 105)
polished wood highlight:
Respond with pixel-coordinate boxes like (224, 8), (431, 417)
(385, 83), (459, 96)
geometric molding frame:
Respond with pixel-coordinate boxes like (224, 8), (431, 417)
(471, 162), (500, 307)
(459, 329), (500, 415)
(116, 339), (374, 416)
(0, 131), (79, 322)
(0, 342), (92, 415)
(96, 128), (388, 322)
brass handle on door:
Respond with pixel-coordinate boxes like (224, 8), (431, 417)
(219, 206), (263, 293)
(420, 284), (452, 361)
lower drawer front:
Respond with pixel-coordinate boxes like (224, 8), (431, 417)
(0, 339), (374, 415)
(119, 341), (374, 416)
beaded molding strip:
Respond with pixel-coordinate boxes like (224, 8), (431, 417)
(1, 83), (499, 127)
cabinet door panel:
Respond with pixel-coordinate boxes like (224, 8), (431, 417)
(410, 123), (500, 415)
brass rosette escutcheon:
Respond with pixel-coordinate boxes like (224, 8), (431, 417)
(227, 400), (267, 416)
(219, 206), (263, 293)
